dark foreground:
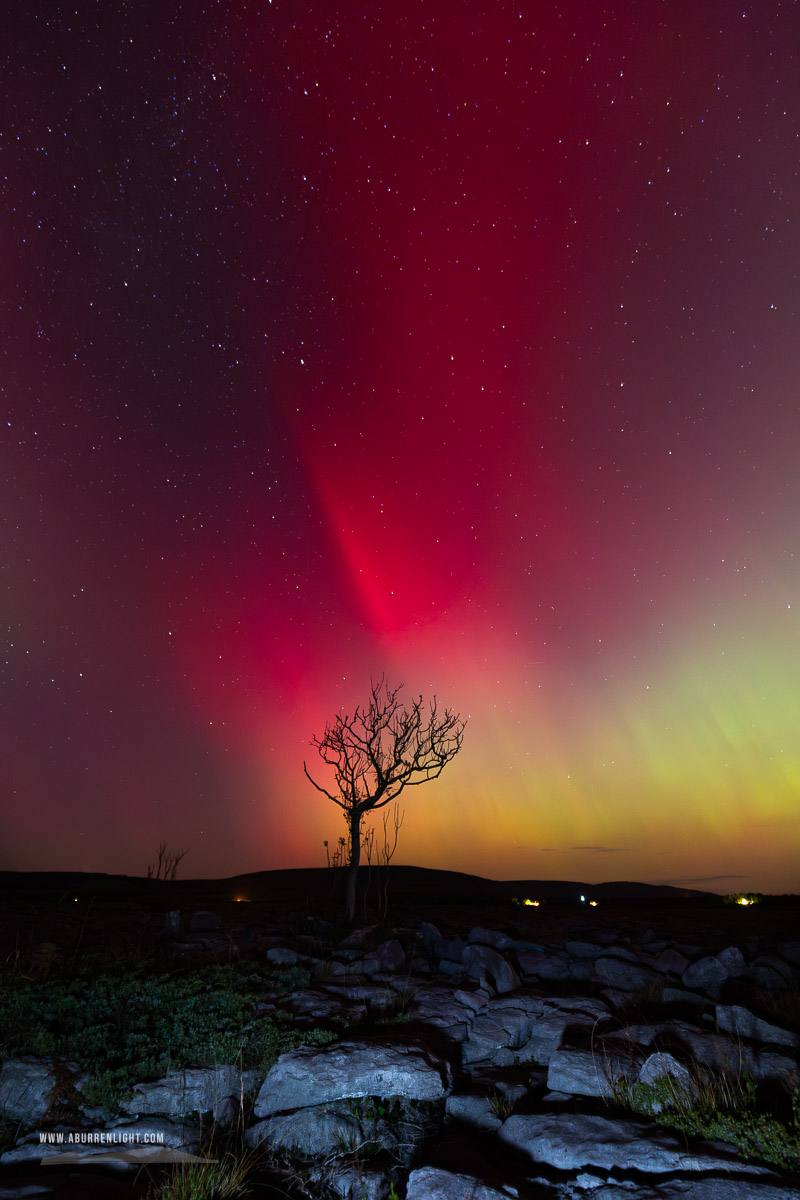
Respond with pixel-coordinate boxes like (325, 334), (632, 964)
(1, 867), (799, 1199)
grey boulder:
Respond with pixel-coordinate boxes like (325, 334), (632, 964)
(467, 926), (514, 951)
(715, 1004), (799, 1049)
(0, 1059), (59, 1125)
(682, 947), (745, 990)
(254, 1040), (452, 1117)
(371, 938), (406, 973)
(462, 944), (520, 994)
(637, 1051), (698, 1112)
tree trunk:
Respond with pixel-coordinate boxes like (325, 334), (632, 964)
(345, 809), (362, 923)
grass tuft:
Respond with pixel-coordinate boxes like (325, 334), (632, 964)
(488, 1089), (514, 1121)
(150, 1147), (258, 1200)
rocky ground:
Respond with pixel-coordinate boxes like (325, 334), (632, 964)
(1, 880), (800, 1198)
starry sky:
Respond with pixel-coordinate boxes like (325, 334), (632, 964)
(4, 1), (799, 893)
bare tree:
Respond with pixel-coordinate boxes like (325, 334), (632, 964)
(304, 678), (466, 922)
(147, 841), (188, 881)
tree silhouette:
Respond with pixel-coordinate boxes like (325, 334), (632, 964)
(304, 678), (466, 922)
(146, 841), (188, 881)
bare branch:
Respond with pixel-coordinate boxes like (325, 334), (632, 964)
(146, 841), (188, 881)
(303, 761), (346, 808)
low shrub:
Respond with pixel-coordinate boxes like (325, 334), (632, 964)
(613, 1068), (800, 1172)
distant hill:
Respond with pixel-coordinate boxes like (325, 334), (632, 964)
(0, 864), (714, 904)
(501, 877), (709, 901)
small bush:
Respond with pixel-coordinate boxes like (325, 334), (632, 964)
(693, 1108), (800, 1171)
(614, 1067), (800, 1172)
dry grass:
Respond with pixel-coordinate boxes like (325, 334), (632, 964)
(488, 1089), (515, 1121)
(756, 985), (800, 1034)
(148, 1148), (259, 1200)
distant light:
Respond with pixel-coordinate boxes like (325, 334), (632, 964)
(589, 900), (598, 907)
(235, 896), (247, 902)
(523, 898), (540, 907)
(579, 894), (586, 903)
(737, 897), (752, 906)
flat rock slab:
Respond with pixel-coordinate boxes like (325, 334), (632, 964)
(406, 1165), (518, 1199)
(546, 1047), (634, 1098)
(496, 1111), (774, 1176)
(462, 994), (547, 1065)
(246, 1104), (366, 1157)
(585, 1180), (795, 1199)
(596, 955), (663, 990)
(528, 996), (611, 1066)
(409, 981), (473, 1037)
(121, 1065), (260, 1122)
(516, 951), (572, 981)
(445, 1092), (502, 1132)
(254, 1039), (452, 1116)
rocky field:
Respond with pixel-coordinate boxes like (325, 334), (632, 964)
(1, 873), (799, 1198)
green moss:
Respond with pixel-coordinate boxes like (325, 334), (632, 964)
(0, 960), (333, 1112)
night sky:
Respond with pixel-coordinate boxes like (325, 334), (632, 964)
(4, 2), (799, 893)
